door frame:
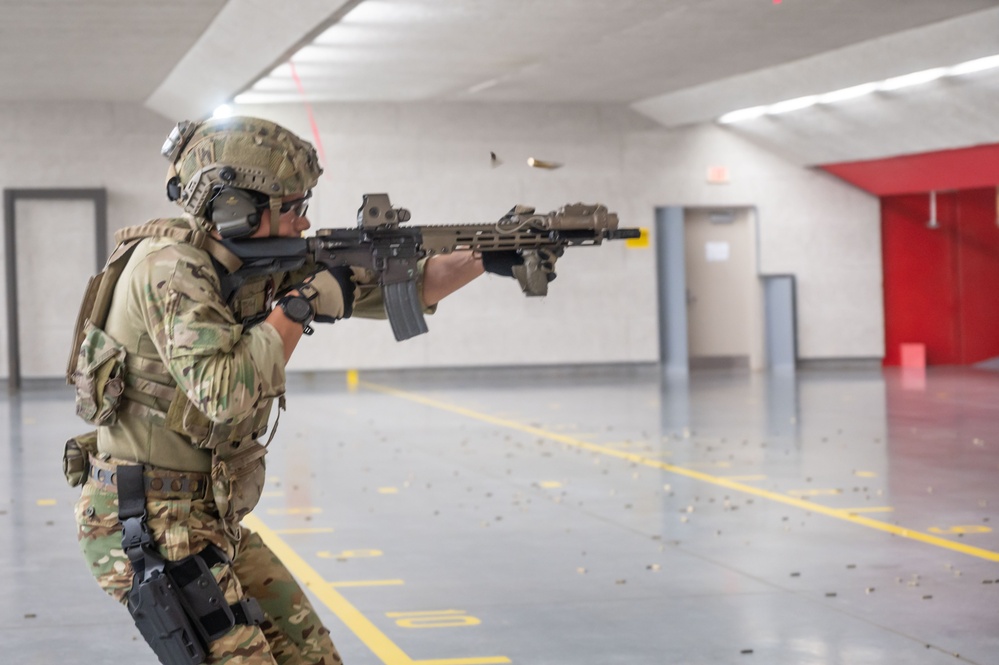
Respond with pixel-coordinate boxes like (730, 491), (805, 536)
(3, 188), (107, 391)
(656, 204), (768, 372)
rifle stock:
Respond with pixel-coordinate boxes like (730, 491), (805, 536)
(224, 193), (638, 341)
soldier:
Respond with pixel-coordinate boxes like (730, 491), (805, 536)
(65, 116), (522, 664)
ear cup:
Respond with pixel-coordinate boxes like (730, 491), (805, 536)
(209, 187), (263, 239)
(166, 176), (182, 202)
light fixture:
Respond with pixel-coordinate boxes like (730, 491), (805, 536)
(817, 82), (878, 103)
(879, 67), (946, 91)
(718, 53), (999, 124)
(718, 105), (768, 124)
(949, 54), (999, 76)
(768, 95), (819, 114)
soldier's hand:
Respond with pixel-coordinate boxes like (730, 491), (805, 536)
(296, 267), (357, 322)
(480, 250), (523, 278)
(482, 248), (561, 282)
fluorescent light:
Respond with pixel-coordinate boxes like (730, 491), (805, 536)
(717, 53), (999, 123)
(879, 67), (946, 91)
(768, 95), (819, 114)
(818, 82), (877, 103)
(718, 105), (767, 124)
(467, 78), (500, 94)
(948, 54), (999, 76)
(212, 104), (233, 119)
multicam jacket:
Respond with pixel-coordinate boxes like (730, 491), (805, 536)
(72, 216), (422, 528)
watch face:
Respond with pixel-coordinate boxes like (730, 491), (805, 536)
(283, 296), (313, 322)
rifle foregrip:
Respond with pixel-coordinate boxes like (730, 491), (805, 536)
(382, 281), (429, 341)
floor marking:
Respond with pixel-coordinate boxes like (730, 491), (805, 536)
(378, 487), (400, 494)
(361, 380), (999, 563)
(929, 525), (992, 535)
(243, 514), (509, 665)
(844, 507), (894, 514)
(388, 610), (482, 628)
(411, 659), (510, 665)
(318, 549), (384, 559)
(331, 579), (405, 588)
(788, 488), (842, 497)
(274, 527), (335, 535)
(267, 507), (323, 515)
(538, 481), (562, 489)
(36, 499), (56, 506)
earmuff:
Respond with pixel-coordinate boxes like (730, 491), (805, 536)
(208, 186), (264, 239)
(166, 176), (182, 202)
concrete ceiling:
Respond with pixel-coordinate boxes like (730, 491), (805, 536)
(4, 0), (998, 165)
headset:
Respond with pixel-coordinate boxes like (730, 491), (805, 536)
(207, 186), (265, 239)
(166, 165), (267, 239)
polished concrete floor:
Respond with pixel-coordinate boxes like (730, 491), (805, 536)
(1, 364), (997, 664)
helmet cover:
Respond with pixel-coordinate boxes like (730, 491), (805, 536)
(162, 116), (323, 226)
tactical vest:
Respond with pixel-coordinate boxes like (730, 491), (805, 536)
(67, 217), (286, 535)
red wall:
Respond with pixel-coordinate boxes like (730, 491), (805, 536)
(822, 144), (999, 196)
(823, 143), (999, 367)
(881, 188), (999, 366)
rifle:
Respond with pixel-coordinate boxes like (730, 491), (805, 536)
(221, 193), (639, 341)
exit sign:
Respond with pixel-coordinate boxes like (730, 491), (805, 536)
(706, 166), (730, 184)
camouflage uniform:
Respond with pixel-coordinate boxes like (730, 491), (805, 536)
(70, 117), (424, 664)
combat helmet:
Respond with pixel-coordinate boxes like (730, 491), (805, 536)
(161, 116), (323, 238)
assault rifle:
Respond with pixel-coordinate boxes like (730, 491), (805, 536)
(222, 194), (639, 341)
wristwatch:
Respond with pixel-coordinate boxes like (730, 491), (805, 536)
(276, 294), (315, 335)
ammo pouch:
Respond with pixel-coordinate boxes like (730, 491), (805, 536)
(117, 465), (264, 665)
(72, 322), (127, 426)
(62, 431), (98, 487)
(210, 440), (269, 527)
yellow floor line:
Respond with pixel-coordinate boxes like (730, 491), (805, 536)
(244, 514), (509, 665)
(243, 514), (416, 665)
(361, 380), (999, 563)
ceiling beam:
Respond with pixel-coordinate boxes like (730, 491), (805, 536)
(145, 0), (363, 121)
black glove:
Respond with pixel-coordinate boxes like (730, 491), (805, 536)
(295, 266), (357, 322)
(481, 250), (523, 278)
(482, 248), (562, 282)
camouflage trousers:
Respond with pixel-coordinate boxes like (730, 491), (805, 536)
(74, 472), (343, 664)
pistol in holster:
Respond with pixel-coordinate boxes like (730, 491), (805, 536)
(116, 464), (264, 665)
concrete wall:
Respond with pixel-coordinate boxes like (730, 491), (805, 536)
(0, 100), (882, 378)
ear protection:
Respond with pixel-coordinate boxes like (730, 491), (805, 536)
(208, 186), (264, 239)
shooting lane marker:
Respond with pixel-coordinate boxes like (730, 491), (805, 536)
(360, 380), (999, 563)
(245, 513), (509, 665)
(346, 369), (360, 391)
(331, 579), (405, 588)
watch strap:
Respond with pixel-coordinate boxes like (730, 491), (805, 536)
(276, 294), (315, 335)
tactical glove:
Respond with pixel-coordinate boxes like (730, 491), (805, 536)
(295, 267), (357, 322)
(481, 247), (562, 295)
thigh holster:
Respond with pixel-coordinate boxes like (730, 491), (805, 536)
(117, 464), (265, 665)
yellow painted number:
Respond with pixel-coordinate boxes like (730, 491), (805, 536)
(386, 609), (482, 629)
(928, 525), (992, 535)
